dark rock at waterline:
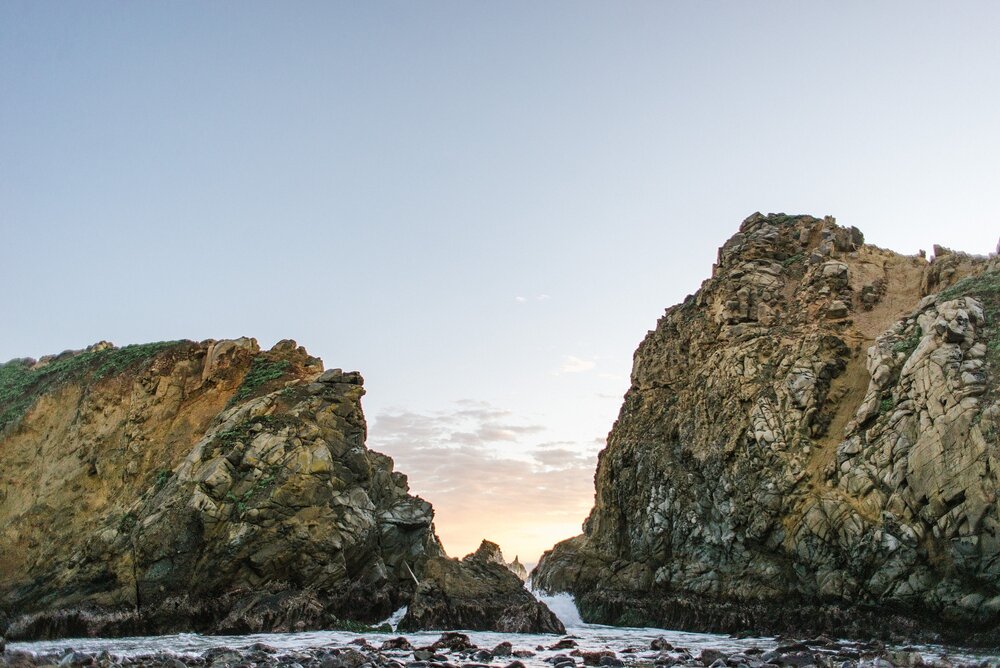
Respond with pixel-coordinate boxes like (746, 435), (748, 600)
(381, 638), (414, 652)
(698, 649), (725, 665)
(429, 632), (477, 652)
(398, 556), (564, 634)
(574, 651), (615, 666)
(545, 656), (576, 668)
(320, 648), (370, 668)
(491, 642), (513, 657)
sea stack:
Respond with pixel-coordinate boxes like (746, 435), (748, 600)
(0, 338), (561, 639)
(533, 213), (1000, 644)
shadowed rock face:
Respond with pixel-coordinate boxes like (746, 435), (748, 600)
(0, 339), (558, 639)
(399, 544), (564, 634)
(464, 540), (529, 581)
(533, 213), (1000, 644)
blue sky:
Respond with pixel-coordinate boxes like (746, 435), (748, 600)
(2, 1), (998, 564)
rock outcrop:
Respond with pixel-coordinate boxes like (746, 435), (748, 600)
(399, 542), (564, 633)
(463, 540), (529, 581)
(0, 339), (558, 639)
(533, 213), (1000, 644)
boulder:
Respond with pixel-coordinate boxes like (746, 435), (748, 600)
(399, 555), (564, 633)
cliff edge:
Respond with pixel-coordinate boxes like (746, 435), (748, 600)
(533, 213), (1000, 644)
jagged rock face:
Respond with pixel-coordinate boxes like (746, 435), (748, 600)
(399, 545), (565, 634)
(508, 556), (528, 581)
(0, 339), (446, 638)
(533, 213), (1000, 643)
(465, 540), (528, 581)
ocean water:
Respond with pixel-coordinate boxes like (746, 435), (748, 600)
(7, 592), (997, 666)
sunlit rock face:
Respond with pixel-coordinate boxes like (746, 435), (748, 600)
(0, 339), (559, 639)
(533, 213), (1000, 644)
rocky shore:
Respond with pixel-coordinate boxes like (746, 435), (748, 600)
(2, 630), (993, 668)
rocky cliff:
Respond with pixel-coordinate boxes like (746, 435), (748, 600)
(533, 214), (1000, 644)
(399, 541), (562, 633)
(0, 339), (558, 639)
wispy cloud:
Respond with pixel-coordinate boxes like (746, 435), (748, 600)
(514, 294), (551, 304)
(368, 401), (599, 565)
(559, 355), (597, 373)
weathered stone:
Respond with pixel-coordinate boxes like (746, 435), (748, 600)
(533, 213), (1000, 645)
(826, 300), (850, 319)
(399, 554), (564, 634)
(699, 650), (726, 665)
(0, 340), (559, 639)
(464, 540), (528, 580)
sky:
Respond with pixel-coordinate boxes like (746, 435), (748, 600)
(2, 1), (999, 568)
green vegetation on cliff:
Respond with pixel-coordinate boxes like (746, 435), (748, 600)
(230, 356), (292, 404)
(939, 268), (1000, 366)
(0, 341), (183, 432)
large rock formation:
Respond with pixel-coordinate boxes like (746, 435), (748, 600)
(0, 339), (558, 639)
(533, 213), (1000, 644)
(399, 541), (564, 633)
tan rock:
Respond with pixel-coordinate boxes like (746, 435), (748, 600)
(534, 213), (1000, 643)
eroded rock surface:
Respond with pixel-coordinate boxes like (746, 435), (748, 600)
(465, 540), (530, 581)
(0, 339), (558, 638)
(533, 213), (1000, 644)
(399, 543), (564, 634)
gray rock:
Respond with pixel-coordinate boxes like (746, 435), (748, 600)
(699, 651), (726, 666)
(532, 213), (1000, 643)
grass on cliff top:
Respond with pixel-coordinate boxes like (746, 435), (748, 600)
(228, 356), (292, 405)
(938, 269), (1000, 319)
(0, 341), (182, 432)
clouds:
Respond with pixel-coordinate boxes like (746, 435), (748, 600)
(368, 400), (602, 566)
(514, 294), (550, 303)
(559, 355), (597, 373)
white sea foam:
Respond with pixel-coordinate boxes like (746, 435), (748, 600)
(381, 605), (408, 631)
(7, 618), (991, 666)
(531, 590), (585, 628)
